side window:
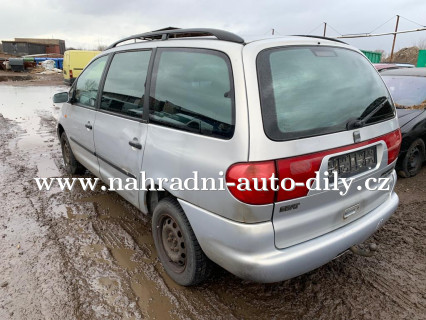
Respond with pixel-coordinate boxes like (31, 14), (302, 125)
(75, 55), (108, 108)
(149, 48), (235, 139)
(100, 50), (151, 118)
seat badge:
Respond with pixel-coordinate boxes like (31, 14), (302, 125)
(353, 130), (361, 143)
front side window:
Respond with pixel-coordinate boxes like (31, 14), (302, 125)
(100, 50), (151, 118)
(257, 46), (395, 141)
(149, 48), (235, 139)
(75, 55), (108, 108)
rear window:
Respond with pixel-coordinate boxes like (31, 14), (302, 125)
(257, 46), (394, 141)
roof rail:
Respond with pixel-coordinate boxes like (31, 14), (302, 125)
(106, 28), (244, 49)
(293, 35), (347, 44)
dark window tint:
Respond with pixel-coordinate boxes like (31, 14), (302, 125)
(75, 55), (108, 108)
(149, 49), (234, 139)
(257, 46), (395, 141)
(100, 50), (151, 118)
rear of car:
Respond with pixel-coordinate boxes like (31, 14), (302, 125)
(189, 37), (401, 282)
(63, 50), (101, 85)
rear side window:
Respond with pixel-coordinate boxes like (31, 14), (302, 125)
(100, 50), (151, 118)
(257, 46), (394, 141)
(75, 55), (108, 108)
(381, 76), (426, 108)
(149, 48), (235, 139)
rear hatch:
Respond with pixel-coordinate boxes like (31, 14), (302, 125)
(243, 39), (401, 249)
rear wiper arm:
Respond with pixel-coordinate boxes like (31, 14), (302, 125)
(346, 96), (389, 129)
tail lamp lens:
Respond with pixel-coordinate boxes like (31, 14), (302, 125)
(226, 161), (276, 205)
(383, 129), (401, 164)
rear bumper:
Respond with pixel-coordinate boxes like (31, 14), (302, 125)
(179, 191), (399, 283)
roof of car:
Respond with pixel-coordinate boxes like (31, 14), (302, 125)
(380, 67), (426, 77)
(106, 28), (347, 50)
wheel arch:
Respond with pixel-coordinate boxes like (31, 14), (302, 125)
(145, 186), (173, 215)
(57, 123), (65, 140)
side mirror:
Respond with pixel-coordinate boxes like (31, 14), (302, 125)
(53, 92), (70, 104)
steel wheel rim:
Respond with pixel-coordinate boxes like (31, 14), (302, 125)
(158, 214), (187, 273)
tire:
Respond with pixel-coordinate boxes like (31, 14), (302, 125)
(398, 138), (425, 178)
(152, 197), (212, 286)
(60, 132), (86, 175)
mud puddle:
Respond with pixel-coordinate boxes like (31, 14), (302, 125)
(0, 84), (425, 319)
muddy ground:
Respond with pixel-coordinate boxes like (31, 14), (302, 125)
(0, 70), (63, 87)
(0, 81), (425, 320)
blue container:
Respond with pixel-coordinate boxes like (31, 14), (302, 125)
(34, 57), (47, 66)
(57, 58), (63, 69)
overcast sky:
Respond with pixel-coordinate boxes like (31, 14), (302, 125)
(1, 0), (426, 54)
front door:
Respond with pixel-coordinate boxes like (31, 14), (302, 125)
(65, 55), (109, 177)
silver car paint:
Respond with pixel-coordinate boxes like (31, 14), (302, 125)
(57, 36), (400, 283)
(179, 183), (398, 283)
(62, 104), (100, 177)
(134, 41), (270, 222)
(94, 112), (148, 208)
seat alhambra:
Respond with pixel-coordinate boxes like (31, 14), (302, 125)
(53, 28), (401, 286)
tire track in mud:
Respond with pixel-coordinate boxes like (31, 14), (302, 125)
(0, 114), (78, 319)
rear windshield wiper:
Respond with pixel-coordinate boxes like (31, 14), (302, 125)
(346, 96), (390, 129)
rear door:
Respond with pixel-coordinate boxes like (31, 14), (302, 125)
(93, 50), (152, 208)
(243, 41), (400, 249)
(64, 54), (109, 177)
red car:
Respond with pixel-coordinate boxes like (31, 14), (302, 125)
(373, 63), (400, 72)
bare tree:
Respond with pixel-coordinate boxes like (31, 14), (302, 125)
(416, 38), (426, 50)
(96, 44), (107, 51)
(374, 49), (388, 61)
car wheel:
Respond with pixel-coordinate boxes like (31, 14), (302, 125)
(60, 132), (86, 175)
(399, 138), (425, 178)
(152, 197), (212, 286)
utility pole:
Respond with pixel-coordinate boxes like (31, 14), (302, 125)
(390, 15), (400, 62)
(323, 22), (327, 37)
(272, 28), (275, 36)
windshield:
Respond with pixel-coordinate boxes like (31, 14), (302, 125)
(381, 76), (426, 109)
(257, 46), (394, 141)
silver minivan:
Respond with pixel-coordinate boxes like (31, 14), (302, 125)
(54, 28), (401, 286)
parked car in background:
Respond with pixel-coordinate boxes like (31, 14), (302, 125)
(381, 68), (426, 177)
(394, 63), (415, 68)
(63, 50), (100, 85)
(53, 29), (401, 286)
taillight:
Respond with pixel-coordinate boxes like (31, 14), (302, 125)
(226, 161), (276, 205)
(226, 129), (401, 205)
(69, 70), (73, 78)
(383, 129), (402, 164)
(276, 153), (324, 202)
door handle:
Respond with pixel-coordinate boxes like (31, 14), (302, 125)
(129, 140), (142, 149)
(85, 122), (93, 130)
